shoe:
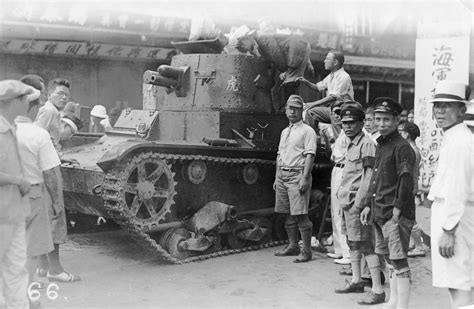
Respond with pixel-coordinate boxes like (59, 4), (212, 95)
(408, 247), (426, 257)
(47, 271), (81, 282)
(339, 266), (352, 276)
(334, 258), (351, 265)
(327, 252), (343, 259)
(361, 271), (386, 286)
(357, 291), (386, 305)
(274, 245), (300, 257)
(335, 279), (365, 293)
(36, 268), (48, 278)
(293, 250), (312, 263)
(323, 236), (333, 246)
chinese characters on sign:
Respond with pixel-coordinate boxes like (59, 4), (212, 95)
(0, 39), (173, 61)
(414, 23), (470, 192)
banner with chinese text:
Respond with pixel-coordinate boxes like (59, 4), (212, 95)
(414, 22), (470, 192)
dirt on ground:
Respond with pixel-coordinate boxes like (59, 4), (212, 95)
(34, 229), (454, 309)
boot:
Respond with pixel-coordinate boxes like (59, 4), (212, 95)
(275, 222), (300, 256)
(294, 226), (312, 263)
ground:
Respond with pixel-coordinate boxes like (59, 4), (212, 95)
(36, 227), (452, 309)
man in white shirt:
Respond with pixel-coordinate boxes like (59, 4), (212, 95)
(35, 78), (70, 150)
(428, 80), (473, 308)
(25, 75), (80, 283)
(297, 50), (354, 129)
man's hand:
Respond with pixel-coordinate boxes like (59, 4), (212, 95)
(439, 230), (455, 258)
(18, 178), (31, 197)
(391, 207), (401, 222)
(273, 181), (277, 191)
(296, 77), (308, 84)
(50, 200), (64, 220)
(61, 158), (79, 165)
(360, 207), (371, 225)
(298, 177), (310, 194)
(279, 72), (286, 81)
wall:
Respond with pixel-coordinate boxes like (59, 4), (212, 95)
(0, 53), (163, 111)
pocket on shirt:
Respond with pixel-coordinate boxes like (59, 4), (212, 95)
(347, 150), (363, 171)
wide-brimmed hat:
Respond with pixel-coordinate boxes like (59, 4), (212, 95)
(90, 105), (108, 118)
(428, 80), (469, 104)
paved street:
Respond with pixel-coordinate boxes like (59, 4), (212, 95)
(36, 228), (452, 309)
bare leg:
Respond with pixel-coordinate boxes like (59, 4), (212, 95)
(448, 288), (473, 309)
(47, 244), (64, 275)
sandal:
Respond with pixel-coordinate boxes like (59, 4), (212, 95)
(47, 271), (81, 282)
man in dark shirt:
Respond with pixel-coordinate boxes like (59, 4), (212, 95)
(360, 97), (416, 308)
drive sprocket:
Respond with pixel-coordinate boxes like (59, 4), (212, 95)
(110, 152), (177, 231)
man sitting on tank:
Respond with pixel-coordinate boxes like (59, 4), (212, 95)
(273, 95), (317, 263)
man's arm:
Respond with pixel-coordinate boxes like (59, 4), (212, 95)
(42, 166), (62, 218)
(392, 145), (416, 220)
(355, 142), (376, 210)
(0, 173), (31, 196)
(34, 107), (53, 131)
(299, 154), (315, 194)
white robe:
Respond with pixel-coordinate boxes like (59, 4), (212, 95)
(429, 123), (474, 290)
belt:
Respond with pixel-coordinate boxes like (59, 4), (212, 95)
(334, 163), (345, 168)
(280, 167), (303, 172)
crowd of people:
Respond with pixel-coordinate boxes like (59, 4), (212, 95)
(273, 50), (473, 308)
(0, 75), (120, 308)
(0, 47), (472, 309)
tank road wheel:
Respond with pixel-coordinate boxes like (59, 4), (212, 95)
(182, 160), (207, 184)
(119, 153), (176, 231)
(160, 228), (194, 260)
(250, 217), (272, 244)
(224, 231), (248, 249)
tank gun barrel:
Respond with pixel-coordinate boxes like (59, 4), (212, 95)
(143, 65), (190, 97)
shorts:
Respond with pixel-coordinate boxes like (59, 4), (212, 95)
(45, 189), (68, 244)
(26, 185), (54, 257)
(274, 169), (311, 215)
(374, 215), (414, 260)
(342, 205), (372, 242)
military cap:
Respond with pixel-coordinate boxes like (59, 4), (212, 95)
(428, 80), (469, 104)
(286, 94), (304, 108)
(340, 106), (365, 122)
(373, 97), (402, 115)
(0, 80), (39, 102)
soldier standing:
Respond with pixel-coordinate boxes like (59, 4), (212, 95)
(334, 104), (385, 305)
(273, 95), (316, 263)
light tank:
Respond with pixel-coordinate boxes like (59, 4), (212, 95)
(60, 40), (332, 264)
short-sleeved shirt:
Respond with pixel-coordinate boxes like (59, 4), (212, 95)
(364, 130), (416, 224)
(15, 117), (61, 184)
(330, 130), (349, 164)
(316, 67), (354, 102)
(0, 116), (27, 224)
(337, 132), (376, 210)
(277, 120), (317, 168)
(35, 101), (61, 149)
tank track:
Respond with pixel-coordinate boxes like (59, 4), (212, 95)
(102, 152), (288, 264)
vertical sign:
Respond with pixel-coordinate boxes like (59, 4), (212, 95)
(414, 22), (470, 192)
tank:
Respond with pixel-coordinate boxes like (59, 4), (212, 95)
(61, 43), (332, 264)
